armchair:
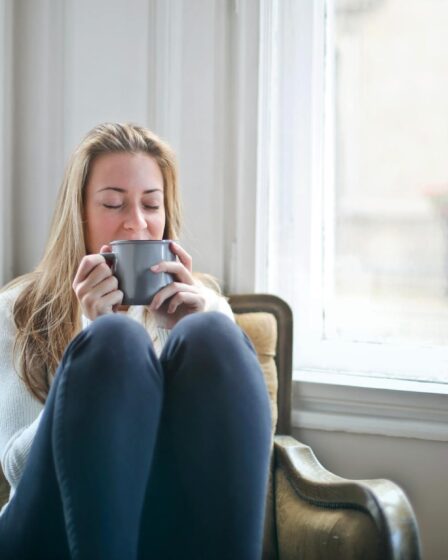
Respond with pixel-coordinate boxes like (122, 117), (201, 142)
(229, 293), (422, 560)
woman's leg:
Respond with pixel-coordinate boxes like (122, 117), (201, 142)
(140, 312), (272, 560)
(0, 314), (163, 560)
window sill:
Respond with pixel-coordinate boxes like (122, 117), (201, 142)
(292, 369), (448, 442)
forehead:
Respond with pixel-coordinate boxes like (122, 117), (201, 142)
(87, 152), (164, 191)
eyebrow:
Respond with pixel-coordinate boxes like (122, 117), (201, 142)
(97, 187), (163, 194)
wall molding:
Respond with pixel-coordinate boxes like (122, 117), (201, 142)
(147, 0), (183, 151)
(227, 0), (260, 294)
(0, 0), (13, 286)
(292, 372), (448, 441)
(12, 0), (66, 275)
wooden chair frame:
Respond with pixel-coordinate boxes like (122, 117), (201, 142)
(228, 293), (422, 560)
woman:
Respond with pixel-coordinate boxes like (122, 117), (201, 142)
(0, 123), (272, 559)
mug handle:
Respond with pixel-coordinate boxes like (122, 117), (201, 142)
(100, 252), (116, 268)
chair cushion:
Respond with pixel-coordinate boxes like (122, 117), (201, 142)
(0, 469), (9, 509)
(234, 312), (278, 436)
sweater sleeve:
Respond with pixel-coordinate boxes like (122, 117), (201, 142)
(0, 286), (43, 490)
(201, 286), (235, 322)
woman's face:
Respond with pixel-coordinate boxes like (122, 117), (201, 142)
(84, 151), (166, 253)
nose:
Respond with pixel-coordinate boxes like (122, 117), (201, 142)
(123, 205), (147, 233)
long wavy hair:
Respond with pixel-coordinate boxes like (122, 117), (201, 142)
(2, 122), (181, 403)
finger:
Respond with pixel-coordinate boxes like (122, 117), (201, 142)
(169, 242), (193, 272)
(74, 246), (112, 287)
(167, 291), (203, 314)
(96, 289), (124, 315)
(80, 276), (120, 309)
(150, 282), (197, 310)
(74, 263), (115, 299)
(73, 254), (109, 290)
(92, 274), (119, 298)
(101, 288), (124, 308)
(150, 261), (193, 284)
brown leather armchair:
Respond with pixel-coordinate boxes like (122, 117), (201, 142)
(229, 293), (422, 560)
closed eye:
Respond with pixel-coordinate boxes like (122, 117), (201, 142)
(103, 204), (122, 209)
(103, 204), (160, 210)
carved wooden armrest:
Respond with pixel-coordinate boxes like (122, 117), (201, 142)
(273, 435), (421, 560)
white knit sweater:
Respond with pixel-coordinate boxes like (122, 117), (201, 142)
(0, 282), (234, 516)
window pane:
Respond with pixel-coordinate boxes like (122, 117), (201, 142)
(326, 0), (448, 346)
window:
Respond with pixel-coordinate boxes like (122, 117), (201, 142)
(257, 0), (448, 384)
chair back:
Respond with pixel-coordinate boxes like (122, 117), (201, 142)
(229, 293), (293, 560)
(228, 293), (293, 435)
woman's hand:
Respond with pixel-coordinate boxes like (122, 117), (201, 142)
(148, 241), (206, 329)
(72, 245), (123, 321)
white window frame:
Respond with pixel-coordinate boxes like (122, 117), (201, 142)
(257, 0), (448, 386)
(254, 0), (448, 440)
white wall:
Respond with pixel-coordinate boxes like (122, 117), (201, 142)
(11, 0), (65, 274)
(2, 0), (252, 286)
(64, 0), (151, 150)
(0, 0), (13, 283)
(0, 1), (446, 559)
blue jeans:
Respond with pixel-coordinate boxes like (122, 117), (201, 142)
(0, 312), (272, 559)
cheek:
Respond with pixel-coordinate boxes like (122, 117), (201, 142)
(90, 213), (118, 235)
(148, 212), (166, 237)
(85, 211), (119, 249)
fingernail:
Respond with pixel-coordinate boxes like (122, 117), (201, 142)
(151, 264), (159, 272)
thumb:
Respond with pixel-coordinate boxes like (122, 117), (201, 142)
(100, 244), (112, 254)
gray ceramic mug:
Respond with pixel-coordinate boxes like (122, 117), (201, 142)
(100, 239), (176, 305)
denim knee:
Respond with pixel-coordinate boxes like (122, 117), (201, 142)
(86, 314), (149, 351)
(60, 314), (159, 390)
(170, 311), (244, 349)
(160, 311), (257, 377)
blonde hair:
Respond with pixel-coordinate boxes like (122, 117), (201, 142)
(2, 122), (181, 403)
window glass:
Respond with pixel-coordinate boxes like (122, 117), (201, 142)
(326, 0), (448, 346)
